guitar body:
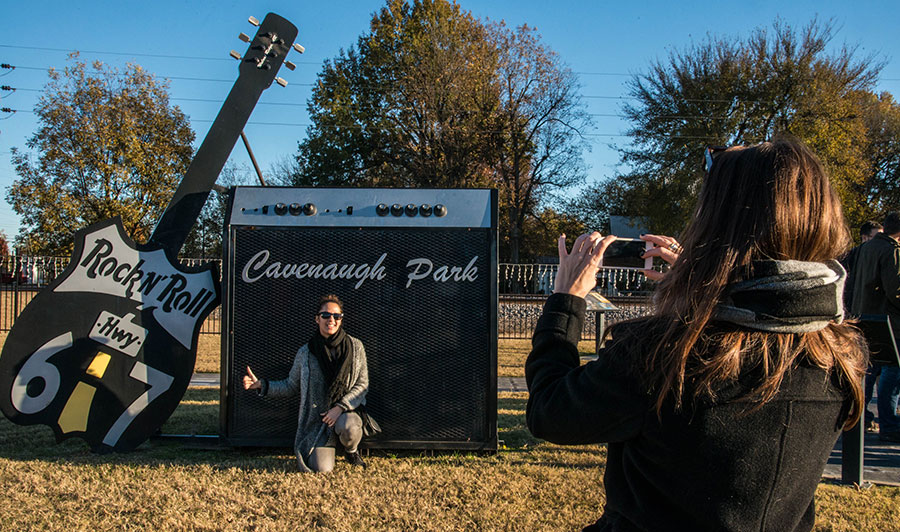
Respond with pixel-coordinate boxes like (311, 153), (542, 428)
(0, 219), (220, 451)
(0, 13), (298, 452)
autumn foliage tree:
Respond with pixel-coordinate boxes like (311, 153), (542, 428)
(295, 0), (590, 262)
(295, 0), (499, 189)
(855, 91), (900, 220)
(7, 56), (194, 255)
(574, 19), (889, 235)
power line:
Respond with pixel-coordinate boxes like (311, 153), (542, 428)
(0, 43), (632, 76)
(4, 66), (316, 87)
(6, 43), (900, 83)
(0, 86), (869, 122)
(7, 60), (900, 104)
(0, 109), (721, 139)
(0, 97), (866, 128)
(0, 44), (322, 66)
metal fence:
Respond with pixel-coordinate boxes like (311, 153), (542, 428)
(0, 256), (654, 339)
(498, 294), (654, 340)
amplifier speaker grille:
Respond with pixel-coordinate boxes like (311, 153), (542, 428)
(223, 226), (496, 449)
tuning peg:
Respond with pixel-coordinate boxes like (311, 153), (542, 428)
(229, 50), (241, 61)
(284, 61), (296, 71)
(238, 32), (250, 43)
(248, 16), (260, 27)
(275, 77), (288, 87)
(292, 43), (305, 54)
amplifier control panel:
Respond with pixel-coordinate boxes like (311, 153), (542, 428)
(228, 187), (494, 228)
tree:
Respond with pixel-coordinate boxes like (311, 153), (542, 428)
(6, 55), (195, 255)
(295, 0), (499, 190)
(294, 0), (590, 262)
(854, 91), (900, 221)
(516, 208), (585, 261)
(489, 23), (590, 262)
(576, 19), (884, 235)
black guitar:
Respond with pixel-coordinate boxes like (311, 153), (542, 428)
(0, 13), (299, 451)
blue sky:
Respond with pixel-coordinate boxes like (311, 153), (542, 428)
(1, 0), (898, 244)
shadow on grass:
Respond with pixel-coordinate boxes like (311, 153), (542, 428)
(0, 387), (305, 472)
(0, 388), (568, 471)
(499, 396), (527, 410)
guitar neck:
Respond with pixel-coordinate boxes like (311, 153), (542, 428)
(149, 13), (298, 255)
(148, 76), (265, 253)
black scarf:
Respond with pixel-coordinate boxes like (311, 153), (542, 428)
(309, 327), (354, 406)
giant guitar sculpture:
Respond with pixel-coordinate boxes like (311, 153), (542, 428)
(0, 13), (301, 451)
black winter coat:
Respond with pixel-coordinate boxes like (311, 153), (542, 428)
(850, 232), (900, 339)
(526, 293), (850, 532)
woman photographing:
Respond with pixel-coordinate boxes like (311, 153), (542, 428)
(526, 140), (866, 531)
(244, 294), (377, 472)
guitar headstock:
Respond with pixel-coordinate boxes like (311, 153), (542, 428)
(231, 13), (302, 89)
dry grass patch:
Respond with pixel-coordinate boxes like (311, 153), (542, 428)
(499, 339), (597, 377)
(0, 391), (609, 531)
(2, 318), (899, 530)
(195, 334), (221, 373)
(1, 390), (899, 530)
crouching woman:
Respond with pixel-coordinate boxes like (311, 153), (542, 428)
(243, 294), (378, 472)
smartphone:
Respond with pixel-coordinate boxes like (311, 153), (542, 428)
(601, 238), (652, 270)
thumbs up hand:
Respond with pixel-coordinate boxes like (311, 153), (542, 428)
(243, 366), (261, 390)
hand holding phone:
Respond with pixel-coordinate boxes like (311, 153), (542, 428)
(554, 232), (617, 298)
(638, 234), (682, 280)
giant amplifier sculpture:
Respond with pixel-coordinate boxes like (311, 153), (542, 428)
(220, 187), (498, 451)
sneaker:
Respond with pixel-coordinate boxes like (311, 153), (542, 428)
(346, 451), (367, 469)
(878, 431), (900, 443)
(866, 420), (879, 433)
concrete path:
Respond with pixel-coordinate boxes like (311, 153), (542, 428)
(190, 373), (900, 486)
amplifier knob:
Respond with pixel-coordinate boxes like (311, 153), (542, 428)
(405, 204), (418, 216)
(419, 204), (433, 217)
(289, 203), (302, 215)
(434, 204), (447, 217)
(390, 204), (404, 216)
(376, 204), (389, 216)
(302, 203), (317, 216)
(274, 203), (288, 215)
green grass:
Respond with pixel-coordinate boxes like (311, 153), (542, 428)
(1, 389), (899, 531)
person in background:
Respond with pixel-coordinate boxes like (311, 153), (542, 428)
(841, 220), (883, 309)
(842, 220), (884, 432)
(851, 212), (900, 443)
(243, 294), (378, 471)
(526, 139), (866, 531)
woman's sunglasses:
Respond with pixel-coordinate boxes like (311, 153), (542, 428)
(318, 312), (343, 320)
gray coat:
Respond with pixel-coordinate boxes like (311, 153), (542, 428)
(262, 335), (369, 471)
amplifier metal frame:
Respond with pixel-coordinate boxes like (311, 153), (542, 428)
(219, 187), (498, 452)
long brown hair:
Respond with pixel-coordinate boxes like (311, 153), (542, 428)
(642, 139), (866, 427)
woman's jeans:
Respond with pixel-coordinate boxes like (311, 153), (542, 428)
(307, 411), (364, 473)
(865, 365), (881, 424)
(877, 366), (900, 434)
